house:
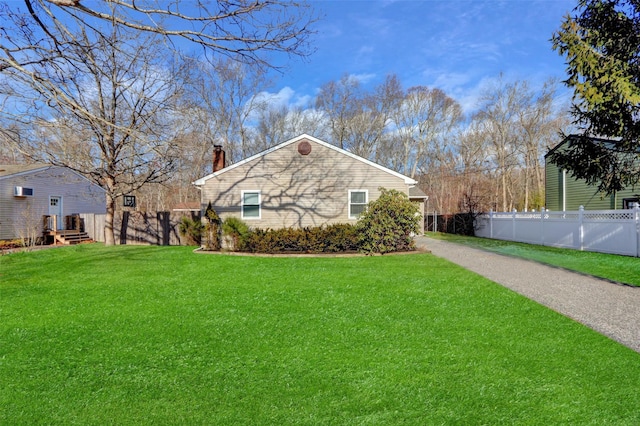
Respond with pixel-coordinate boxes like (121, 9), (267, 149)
(193, 134), (428, 232)
(545, 135), (640, 211)
(172, 202), (201, 213)
(0, 164), (106, 242)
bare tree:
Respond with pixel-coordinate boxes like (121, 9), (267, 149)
(254, 103), (326, 151)
(1, 1), (316, 71)
(472, 77), (568, 212)
(516, 79), (569, 211)
(14, 200), (43, 249)
(0, 0), (316, 245)
(181, 58), (271, 164)
(315, 74), (403, 159)
(450, 122), (495, 213)
(390, 86), (462, 179)
(347, 74), (403, 159)
(473, 77), (524, 212)
(0, 124), (28, 163)
(4, 30), (182, 245)
(315, 74), (361, 150)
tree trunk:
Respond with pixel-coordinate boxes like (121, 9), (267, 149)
(104, 175), (117, 245)
(104, 192), (116, 246)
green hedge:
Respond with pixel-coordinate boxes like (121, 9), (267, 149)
(241, 223), (359, 254)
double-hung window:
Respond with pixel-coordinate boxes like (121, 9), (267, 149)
(349, 190), (368, 219)
(242, 190), (261, 219)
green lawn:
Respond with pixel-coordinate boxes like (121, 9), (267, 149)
(428, 232), (640, 286)
(1, 244), (639, 424)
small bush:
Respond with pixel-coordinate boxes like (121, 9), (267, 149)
(0, 239), (23, 251)
(178, 216), (204, 246)
(222, 217), (250, 251)
(203, 202), (221, 250)
(356, 188), (420, 255)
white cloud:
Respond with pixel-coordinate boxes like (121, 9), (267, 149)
(252, 87), (311, 109)
(348, 73), (377, 85)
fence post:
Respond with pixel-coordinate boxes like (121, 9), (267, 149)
(578, 205), (584, 251)
(434, 211), (438, 233)
(489, 209), (494, 239)
(512, 209), (517, 241)
(540, 207), (545, 246)
(634, 203), (640, 257)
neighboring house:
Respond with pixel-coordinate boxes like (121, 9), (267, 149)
(193, 134), (428, 232)
(0, 164), (106, 241)
(171, 202), (201, 214)
(545, 135), (640, 211)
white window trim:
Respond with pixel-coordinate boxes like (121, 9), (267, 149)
(241, 190), (261, 220)
(348, 189), (368, 220)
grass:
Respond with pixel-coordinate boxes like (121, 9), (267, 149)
(1, 244), (639, 424)
(427, 232), (640, 286)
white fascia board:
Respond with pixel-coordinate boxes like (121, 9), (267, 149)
(0, 165), (50, 181)
(0, 165), (107, 194)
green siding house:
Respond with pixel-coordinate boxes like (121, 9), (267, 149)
(545, 135), (640, 211)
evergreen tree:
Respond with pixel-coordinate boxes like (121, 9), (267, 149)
(551, 0), (640, 194)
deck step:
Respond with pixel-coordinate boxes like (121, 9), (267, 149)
(54, 232), (93, 245)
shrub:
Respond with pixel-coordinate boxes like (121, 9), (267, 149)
(178, 216), (204, 246)
(242, 228), (297, 253)
(203, 202), (221, 250)
(323, 223), (359, 252)
(0, 239), (23, 252)
(241, 223), (359, 254)
(356, 187), (420, 255)
(222, 216), (250, 251)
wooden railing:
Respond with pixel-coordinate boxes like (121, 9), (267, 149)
(42, 214), (82, 233)
(42, 214), (90, 245)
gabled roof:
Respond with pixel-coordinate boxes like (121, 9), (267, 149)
(409, 186), (428, 199)
(0, 164), (106, 192)
(193, 134), (418, 186)
(545, 134), (621, 158)
(172, 201), (200, 211)
(0, 164), (50, 179)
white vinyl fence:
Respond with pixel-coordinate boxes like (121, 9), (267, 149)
(474, 206), (640, 257)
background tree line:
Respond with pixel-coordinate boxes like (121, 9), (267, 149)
(0, 1), (572, 246)
(2, 58), (570, 217)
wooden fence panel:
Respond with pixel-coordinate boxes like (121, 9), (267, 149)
(80, 211), (201, 246)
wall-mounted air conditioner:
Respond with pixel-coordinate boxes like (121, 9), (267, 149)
(14, 186), (34, 197)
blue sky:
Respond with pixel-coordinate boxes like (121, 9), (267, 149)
(266, 0), (577, 113)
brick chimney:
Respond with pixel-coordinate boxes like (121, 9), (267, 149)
(213, 145), (225, 172)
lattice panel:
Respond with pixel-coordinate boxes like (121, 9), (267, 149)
(584, 212), (635, 221)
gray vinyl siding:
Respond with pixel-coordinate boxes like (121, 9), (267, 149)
(0, 167), (105, 240)
(201, 139), (410, 229)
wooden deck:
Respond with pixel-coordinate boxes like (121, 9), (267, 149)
(43, 214), (94, 245)
(45, 229), (93, 245)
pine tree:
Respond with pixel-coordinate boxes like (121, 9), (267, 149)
(551, 0), (640, 194)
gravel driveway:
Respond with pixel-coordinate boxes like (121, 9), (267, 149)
(415, 236), (640, 353)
